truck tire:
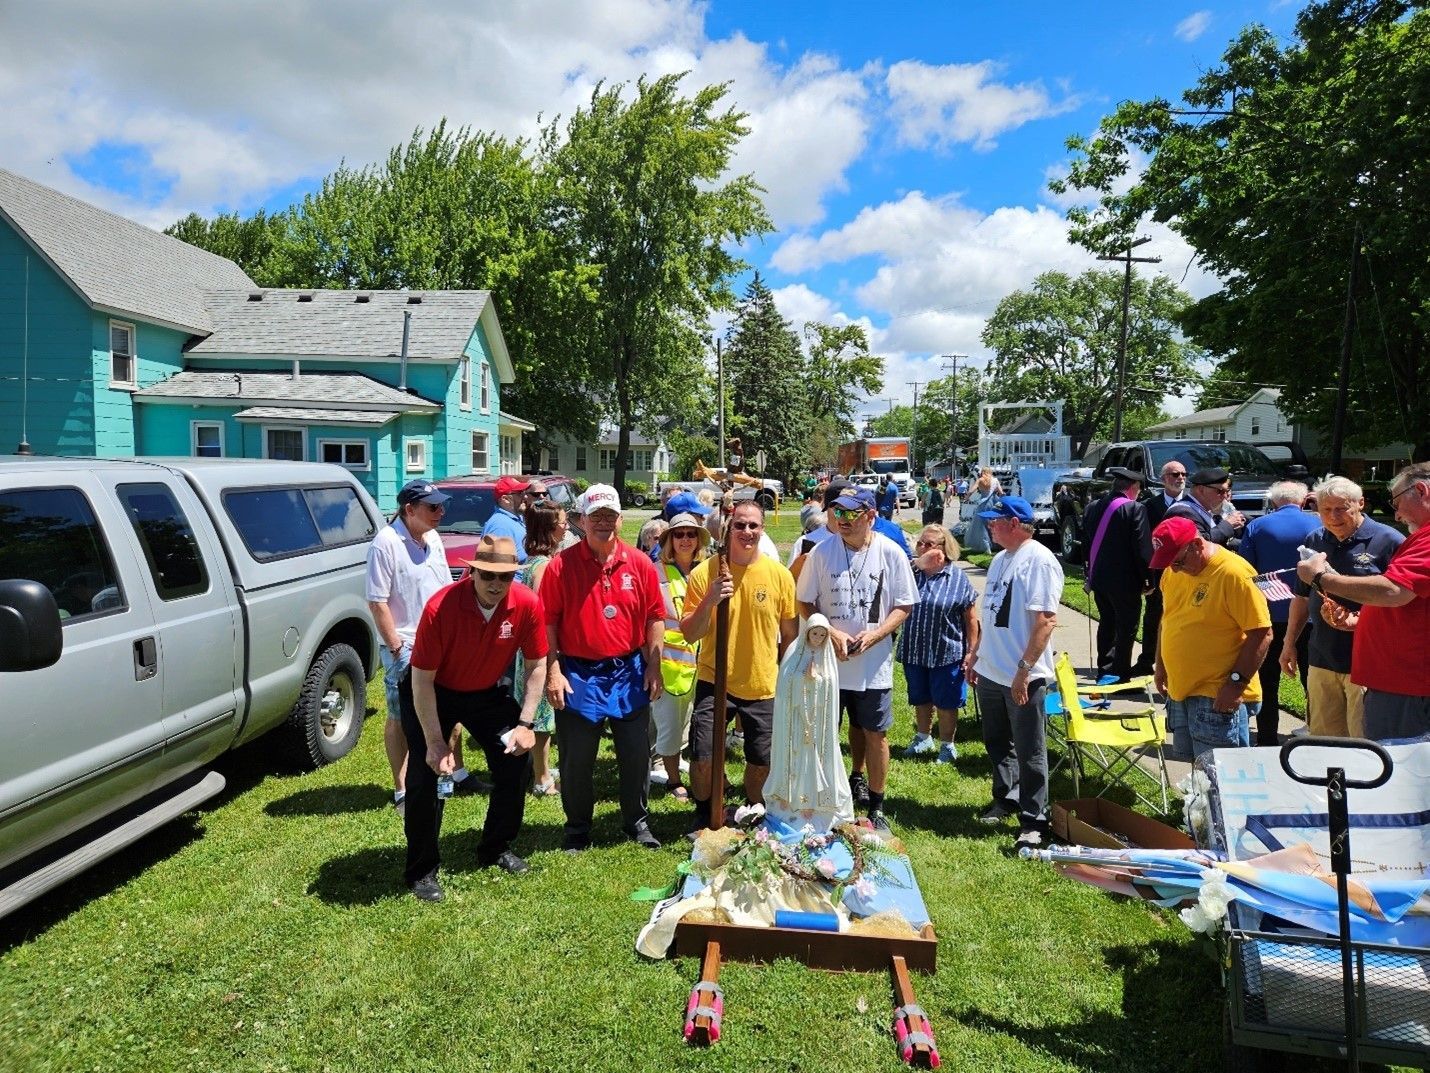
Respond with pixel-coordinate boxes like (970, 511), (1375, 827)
(1058, 514), (1081, 563)
(756, 490), (776, 511)
(629, 492), (648, 507)
(289, 642), (366, 768)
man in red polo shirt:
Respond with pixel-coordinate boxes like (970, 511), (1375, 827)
(541, 484), (666, 852)
(402, 535), (548, 902)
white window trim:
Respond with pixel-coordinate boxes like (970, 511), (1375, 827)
(263, 425), (307, 462)
(459, 357), (472, 411)
(479, 360), (491, 413)
(190, 420), (225, 458)
(109, 319), (137, 389)
(471, 430), (491, 473)
(317, 437), (370, 472)
(404, 437), (427, 473)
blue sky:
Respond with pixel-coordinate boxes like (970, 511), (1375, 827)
(0, 0), (1305, 422)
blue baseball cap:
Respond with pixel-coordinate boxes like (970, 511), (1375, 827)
(397, 478), (450, 506)
(977, 495), (1034, 523)
(663, 491), (712, 518)
(832, 487), (876, 512)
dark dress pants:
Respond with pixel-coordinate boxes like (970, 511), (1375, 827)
(400, 676), (530, 885)
(1255, 618), (1310, 746)
(1136, 585), (1162, 676)
(554, 705), (652, 847)
(1093, 586), (1142, 682)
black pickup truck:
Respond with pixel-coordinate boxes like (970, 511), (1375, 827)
(1049, 439), (1299, 561)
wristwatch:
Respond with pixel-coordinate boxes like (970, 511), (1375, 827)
(1228, 671), (1244, 684)
(1017, 657), (1034, 672)
(517, 719), (536, 730)
(1311, 568), (1330, 594)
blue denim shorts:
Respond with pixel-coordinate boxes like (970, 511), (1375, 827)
(904, 662), (968, 712)
(1168, 694), (1252, 760)
(380, 644), (411, 722)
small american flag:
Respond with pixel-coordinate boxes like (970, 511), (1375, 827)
(1253, 568), (1297, 603)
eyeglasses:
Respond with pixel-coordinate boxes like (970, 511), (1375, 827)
(915, 539), (940, 549)
(833, 508), (865, 521)
(1390, 482), (1422, 506)
(528, 491), (549, 500)
(1170, 544), (1196, 571)
(671, 530), (701, 540)
(474, 569), (514, 583)
(421, 502), (446, 512)
(730, 521), (762, 531)
(1204, 484), (1232, 497)
(1163, 470), (1186, 479)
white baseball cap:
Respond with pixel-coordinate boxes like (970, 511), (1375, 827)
(577, 483), (622, 515)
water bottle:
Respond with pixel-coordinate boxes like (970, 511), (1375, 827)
(437, 773), (454, 799)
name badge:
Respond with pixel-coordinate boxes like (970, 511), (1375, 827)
(603, 604), (617, 619)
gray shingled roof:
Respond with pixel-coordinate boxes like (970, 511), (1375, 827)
(232, 407), (398, 425)
(136, 370), (440, 411)
(0, 168), (256, 334)
(189, 289), (494, 362)
(1147, 404), (1240, 431)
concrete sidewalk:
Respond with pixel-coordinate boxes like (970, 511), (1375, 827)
(955, 558), (1306, 796)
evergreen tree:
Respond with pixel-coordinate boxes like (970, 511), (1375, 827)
(723, 274), (809, 484)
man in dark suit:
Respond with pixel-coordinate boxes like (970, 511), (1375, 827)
(1167, 466), (1246, 546)
(1136, 460), (1187, 675)
(1080, 467), (1153, 682)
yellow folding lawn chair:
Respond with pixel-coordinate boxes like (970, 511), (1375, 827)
(1049, 652), (1170, 814)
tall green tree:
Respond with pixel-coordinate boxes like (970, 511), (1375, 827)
(980, 269), (1203, 455)
(722, 274), (809, 484)
(165, 210), (287, 281)
(542, 75), (771, 491)
(1053, 0), (1430, 460)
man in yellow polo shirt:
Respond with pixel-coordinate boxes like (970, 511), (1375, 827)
(682, 500), (798, 830)
(1151, 517), (1272, 760)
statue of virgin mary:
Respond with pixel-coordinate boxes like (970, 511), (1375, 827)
(765, 614), (854, 832)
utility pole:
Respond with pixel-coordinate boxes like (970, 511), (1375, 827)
(940, 354), (967, 472)
(716, 337), (725, 469)
(1098, 237), (1160, 442)
(1330, 223), (1360, 474)
(907, 380), (922, 475)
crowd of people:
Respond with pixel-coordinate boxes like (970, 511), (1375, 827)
(364, 459), (1429, 900)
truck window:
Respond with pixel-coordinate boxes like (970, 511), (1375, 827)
(115, 483), (210, 600)
(223, 485), (374, 561)
(0, 487), (127, 621)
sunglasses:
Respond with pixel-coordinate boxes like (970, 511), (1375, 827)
(915, 539), (940, 549)
(528, 491), (549, 500)
(1163, 471), (1186, 479)
(474, 569), (514, 583)
(1200, 483), (1233, 496)
(833, 508), (865, 521)
(730, 521), (762, 531)
(420, 501), (446, 512)
(671, 530), (702, 539)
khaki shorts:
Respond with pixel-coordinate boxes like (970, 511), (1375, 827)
(1306, 665), (1365, 738)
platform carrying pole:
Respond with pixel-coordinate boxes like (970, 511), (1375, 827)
(708, 536), (730, 831)
(683, 941), (724, 1046)
(891, 955), (939, 1068)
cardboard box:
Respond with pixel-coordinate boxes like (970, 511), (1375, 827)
(1052, 798), (1195, 851)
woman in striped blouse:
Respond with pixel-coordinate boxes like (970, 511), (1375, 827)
(898, 524), (980, 763)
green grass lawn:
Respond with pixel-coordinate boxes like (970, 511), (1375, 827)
(0, 521), (1226, 1073)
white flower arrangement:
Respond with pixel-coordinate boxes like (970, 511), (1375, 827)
(1178, 868), (1232, 934)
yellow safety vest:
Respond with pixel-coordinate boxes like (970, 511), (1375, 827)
(660, 563), (699, 696)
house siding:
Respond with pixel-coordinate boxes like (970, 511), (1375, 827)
(0, 219), (99, 454)
(435, 323), (502, 478)
(542, 430), (669, 486)
(91, 314), (189, 456)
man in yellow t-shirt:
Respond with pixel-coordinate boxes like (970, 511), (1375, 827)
(1151, 517), (1272, 760)
(681, 501), (798, 829)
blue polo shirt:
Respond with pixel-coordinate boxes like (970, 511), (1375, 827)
(1293, 518), (1404, 672)
(1238, 504), (1321, 623)
(873, 515), (911, 556)
(480, 506), (528, 563)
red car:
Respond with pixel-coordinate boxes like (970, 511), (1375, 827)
(431, 474), (578, 580)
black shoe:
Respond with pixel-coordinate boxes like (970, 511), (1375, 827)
(849, 771), (870, 806)
(627, 824), (662, 849)
(867, 809), (892, 834)
(408, 872), (443, 902)
(486, 851), (530, 875)
(562, 837), (591, 854)
(977, 802), (1015, 825)
(453, 774), (493, 796)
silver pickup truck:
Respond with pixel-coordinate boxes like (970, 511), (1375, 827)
(0, 457), (382, 916)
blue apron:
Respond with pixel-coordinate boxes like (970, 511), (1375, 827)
(562, 650), (651, 723)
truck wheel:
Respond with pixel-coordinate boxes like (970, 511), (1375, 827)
(629, 492), (648, 507)
(1058, 515), (1080, 562)
(290, 643), (366, 767)
(756, 491), (776, 511)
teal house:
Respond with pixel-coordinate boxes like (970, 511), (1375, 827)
(0, 168), (524, 511)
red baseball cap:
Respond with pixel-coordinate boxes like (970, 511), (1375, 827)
(494, 475), (531, 497)
(1149, 516), (1200, 570)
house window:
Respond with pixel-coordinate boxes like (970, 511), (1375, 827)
(109, 321), (136, 387)
(480, 361), (491, 412)
(575, 446), (587, 471)
(547, 446), (559, 471)
(265, 427), (305, 461)
(1213, 428), (1227, 442)
(633, 448), (653, 471)
(191, 421), (224, 458)
(459, 358), (471, 410)
(500, 434), (517, 474)
(404, 438), (426, 473)
(319, 439), (369, 471)
(1250, 417), (1261, 436)
(471, 431), (490, 472)
(599, 448), (617, 470)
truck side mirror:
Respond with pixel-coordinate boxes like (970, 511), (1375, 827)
(1284, 463), (1309, 479)
(0, 579), (64, 672)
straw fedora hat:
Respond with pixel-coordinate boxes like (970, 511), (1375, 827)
(463, 534), (522, 573)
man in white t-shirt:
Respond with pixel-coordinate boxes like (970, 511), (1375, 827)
(966, 495), (1062, 852)
(366, 479), (482, 815)
(796, 486), (918, 832)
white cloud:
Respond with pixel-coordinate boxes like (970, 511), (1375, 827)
(885, 60), (1081, 152)
(1174, 11), (1213, 43)
(0, 0), (869, 229)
